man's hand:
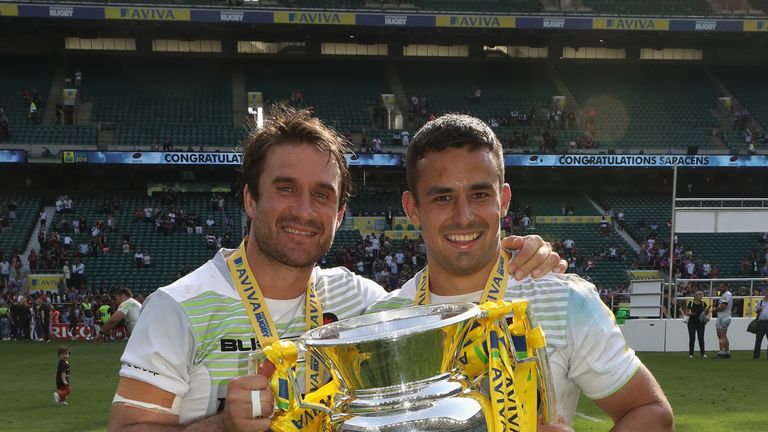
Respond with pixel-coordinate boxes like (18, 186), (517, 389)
(223, 374), (275, 432)
(501, 234), (567, 280)
(537, 416), (575, 431)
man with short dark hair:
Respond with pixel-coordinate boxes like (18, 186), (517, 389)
(368, 114), (673, 431)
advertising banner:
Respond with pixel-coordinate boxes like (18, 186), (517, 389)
(104, 6), (190, 21)
(353, 217), (387, 233)
(436, 15), (515, 28)
(26, 274), (63, 292)
(62, 88), (77, 106)
(273, 11), (355, 25)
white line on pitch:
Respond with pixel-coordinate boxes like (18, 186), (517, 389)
(574, 412), (605, 422)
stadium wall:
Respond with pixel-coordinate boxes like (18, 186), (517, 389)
(621, 318), (754, 352)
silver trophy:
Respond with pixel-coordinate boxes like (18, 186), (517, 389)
(275, 302), (556, 432)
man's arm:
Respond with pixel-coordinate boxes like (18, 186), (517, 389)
(593, 365), (674, 431)
(98, 310), (126, 334)
(110, 376), (273, 432)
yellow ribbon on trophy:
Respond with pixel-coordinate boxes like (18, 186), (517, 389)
(263, 341), (337, 432)
(468, 299), (542, 432)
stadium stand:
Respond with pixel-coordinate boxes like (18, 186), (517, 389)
(81, 58), (243, 149)
(399, 62), (581, 149)
(0, 56), (97, 146)
(600, 193), (672, 244)
(532, 222), (635, 288)
(580, 0), (712, 15)
(414, 0), (540, 13)
(714, 67), (768, 143)
(281, 0), (539, 12)
(348, 189), (404, 216)
(561, 64), (719, 150)
(38, 191), (240, 295)
(514, 190), (601, 217)
(0, 194), (42, 256)
(245, 61), (390, 132)
(676, 232), (765, 278)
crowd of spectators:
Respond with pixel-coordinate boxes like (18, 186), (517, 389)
(0, 286), (138, 342)
(325, 232), (427, 292)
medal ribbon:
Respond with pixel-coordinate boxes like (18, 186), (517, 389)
(227, 240), (324, 393)
(414, 249), (511, 306)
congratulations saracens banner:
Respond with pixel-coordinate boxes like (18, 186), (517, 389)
(505, 154), (768, 168)
(61, 150), (402, 167)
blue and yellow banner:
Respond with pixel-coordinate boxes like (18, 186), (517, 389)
(26, 274), (63, 292)
(744, 20), (768, 32)
(105, 7), (190, 21)
(274, 11), (355, 25)
(436, 15), (515, 28)
(0, 4), (18, 16)
(1, 4), (766, 33)
(593, 17), (669, 31)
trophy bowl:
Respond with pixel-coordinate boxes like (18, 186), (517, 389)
(301, 303), (479, 393)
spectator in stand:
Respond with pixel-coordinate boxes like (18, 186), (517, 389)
(0, 108), (10, 142)
(0, 214), (9, 233)
(28, 249), (38, 271)
(142, 251), (151, 269)
(401, 130), (410, 147)
(599, 215), (609, 236)
(290, 88), (303, 106)
(469, 86), (482, 102)
(72, 259), (85, 288)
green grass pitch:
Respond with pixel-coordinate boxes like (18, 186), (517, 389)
(0, 341), (766, 431)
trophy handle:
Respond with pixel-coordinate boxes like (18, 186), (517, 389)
(264, 340), (333, 416)
(523, 308), (558, 425)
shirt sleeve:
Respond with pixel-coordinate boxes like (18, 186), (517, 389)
(353, 274), (387, 309)
(118, 290), (195, 396)
(565, 279), (641, 400)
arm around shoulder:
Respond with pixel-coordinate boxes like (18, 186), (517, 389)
(593, 364), (674, 431)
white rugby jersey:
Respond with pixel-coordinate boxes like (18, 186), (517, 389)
(367, 272), (641, 424)
(118, 247), (385, 424)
